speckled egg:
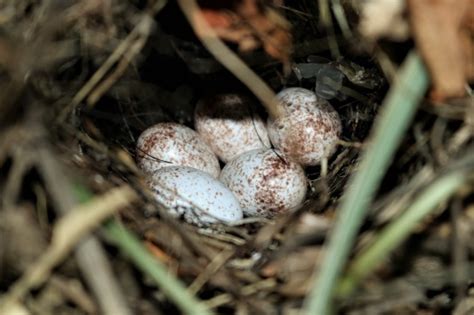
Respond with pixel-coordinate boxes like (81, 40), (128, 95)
(267, 87), (342, 166)
(194, 94), (271, 163)
(219, 149), (307, 218)
(136, 122), (220, 178)
(148, 166), (243, 226)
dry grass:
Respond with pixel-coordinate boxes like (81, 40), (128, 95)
(0, 1), (472, 314)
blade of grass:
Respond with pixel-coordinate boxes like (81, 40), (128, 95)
(337, 169), (467, 297)
(303, 51), (429, 314)
(103, 221), (212, 315)
(319, 0), (340, 57)
(74, 187), (212, 315)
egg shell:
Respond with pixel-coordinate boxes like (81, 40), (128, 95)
(194, 94), (271, 163)
(219, 149), (307, 218)
(267, 87), (342, 166)
(136, 122), (220, 178)
(148, 166), (243, 226)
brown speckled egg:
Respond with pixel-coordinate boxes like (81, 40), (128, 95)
(267, 87), (342, 166)
(194, 94), (271, 163)
(136, 122), (220, 177)
(148, 166), (243, 226)
(219, 149), (307, 218)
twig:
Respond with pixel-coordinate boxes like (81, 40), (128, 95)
(35, 140), (134, 315)
(187, 249), (235, 295)
(0, 185), (137, 313)
(50, 276), (97, 314)
(331, 0), (352, 39)
(1, 146), (34, 209)
(451, 197), (468, 302)
(57, 0), (167, 123)
(176, 0), (283, 119)
(318, 0), (340, 57)
(86, 16), (152, 106)
(203, 278), (277, 309)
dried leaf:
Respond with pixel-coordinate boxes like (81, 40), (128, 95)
(358, 0), (410, 41)
(408, 0), (473, 100)
(199, 0), (292, 68)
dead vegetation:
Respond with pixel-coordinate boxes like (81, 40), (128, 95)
(0, 0), (473, 314)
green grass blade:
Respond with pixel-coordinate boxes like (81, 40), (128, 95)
(73, 185), (212, 315)
(303, 51), (429, 314)
(338, 170), (467, 297)
(103, 221), (212, 315)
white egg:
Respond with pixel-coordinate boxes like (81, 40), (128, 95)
(148, 166), (243, 226)
(136, 122), (220, 178)
(219, 149), (307, 218)
(267, 87), (342, 166)
(194, 94), (271, 163)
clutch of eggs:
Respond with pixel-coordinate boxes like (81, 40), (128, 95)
(136, 88), (343, 225)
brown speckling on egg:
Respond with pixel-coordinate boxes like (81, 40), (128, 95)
(219, 149), (307, 218)
(267, 88), (342, 166)
(195, 94), (271, 163)
(136, 122), (221, 178)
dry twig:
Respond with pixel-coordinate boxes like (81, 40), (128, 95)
(0, 185), (138, 313)
(177, 0), (283, 119)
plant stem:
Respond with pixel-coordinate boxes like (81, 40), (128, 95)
(303, 51), (429, 314)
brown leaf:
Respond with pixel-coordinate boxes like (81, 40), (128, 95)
(199, 0), (292, 69)
(201, 8), (234, 29)
(461, 6), (474, 81)
(408, 0), (473, 101)
(358, 0), (410, 41)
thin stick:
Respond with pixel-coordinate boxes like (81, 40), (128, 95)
(176, 0), (283, 119)
(0, 186), (137, 313)
(57, 0), (167, 122)
(187, 249), (235, 295)
(36, 143), (134, 315)
(86, 16), (152, 106)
